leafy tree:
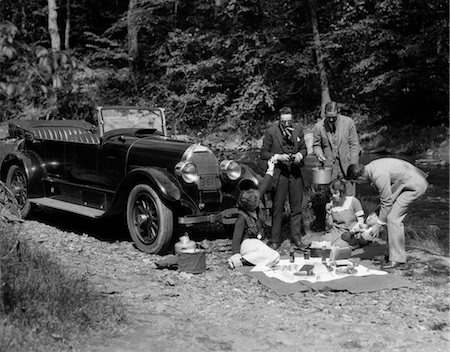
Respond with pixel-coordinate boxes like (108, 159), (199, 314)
(321, 0), (448, 125)
(0, 0), (447, 138)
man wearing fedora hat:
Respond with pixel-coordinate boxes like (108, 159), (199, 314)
(313, 101), (361, 196)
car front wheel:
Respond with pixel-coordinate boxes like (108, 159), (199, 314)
(126, 184), (173, 254)
(6, 165), (32, 218)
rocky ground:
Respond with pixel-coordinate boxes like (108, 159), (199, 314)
(0, 134), (448, 351)
(14, 207), (450, 352)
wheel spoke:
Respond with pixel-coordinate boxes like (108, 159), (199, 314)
(11, 171), (27, 208)
(133, 193), (159, 244)
(127, 185), (173, 253)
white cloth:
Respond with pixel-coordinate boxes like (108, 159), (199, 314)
(252, 258), (387, 284)
(240, 239), (280, 268)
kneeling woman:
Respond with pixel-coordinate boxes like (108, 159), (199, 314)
(227, 157), (280, 269)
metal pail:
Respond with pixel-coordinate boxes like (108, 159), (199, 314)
(311, 166), (332, 184)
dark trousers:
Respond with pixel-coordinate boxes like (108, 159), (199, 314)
(271, 172), (304, 244)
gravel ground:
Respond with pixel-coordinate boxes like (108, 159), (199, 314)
(15, 208), (450, 352)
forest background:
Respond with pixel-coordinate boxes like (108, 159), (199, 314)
(0, 0), (448, 157)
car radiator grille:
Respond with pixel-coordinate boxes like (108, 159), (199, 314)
(188, 149), (222, 210)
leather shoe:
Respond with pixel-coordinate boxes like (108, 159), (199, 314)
(268, 242), (280, 250)
(373, 254), (389, 263)
(381, 261), (406, 270)
(290, 238), (307, 251)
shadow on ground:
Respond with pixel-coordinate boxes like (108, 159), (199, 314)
(27, 206), (234, 248)
(28, 207), (130, 242)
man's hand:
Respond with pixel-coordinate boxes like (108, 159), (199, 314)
(370, 223), (382, 237)
(266, 156), (277, 175)
(360, 228), (375, 241)
(293, 152), (303, 163)
(271, 154), (284, 162)
(317, 154), (326, 162)
(350, 223), (362, 233)
(276, 154), (291, 162)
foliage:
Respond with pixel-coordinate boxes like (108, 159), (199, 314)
(0, 0), (448, 142)
(321, 0), (448, 125)
(154, 29), (277, 132)
(0, 222), (126, 351)
(0, 20), (79, 121)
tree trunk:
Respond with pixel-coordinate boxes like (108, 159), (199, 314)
(48, 0), (61, 96)
(64, 0), (70, 50)
(48, 0), (61, 53)
(127, 0), (139, 78)
(308, 0), (331, 118)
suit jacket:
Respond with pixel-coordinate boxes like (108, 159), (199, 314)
(313, 114), (360, 175)
(365, 158), (428, 223)
(260, 122), (307, 183)
(261, 122), (307, 160)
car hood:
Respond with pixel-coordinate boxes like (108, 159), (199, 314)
(126, 135), (215, 171)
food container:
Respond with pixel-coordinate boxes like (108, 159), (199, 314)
(310, 247), (331, 258)
(309, 241), (332, 258)
(177, 248), (206, 274)
(303, 250), (310, 260)
(311, 166), (333, 185)
(330, 246), (352, 261)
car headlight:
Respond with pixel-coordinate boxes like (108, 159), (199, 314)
(220, 160), (242, 181)
(175, 161), (198, 183)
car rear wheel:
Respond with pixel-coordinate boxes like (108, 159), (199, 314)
(6, 165), (32, 218)
(126, 184), (173, 254)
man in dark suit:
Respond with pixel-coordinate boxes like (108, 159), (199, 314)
(260, 107), (307, 250)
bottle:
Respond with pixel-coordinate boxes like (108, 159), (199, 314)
(304, 250), (310, 260)
(289, 249), (295, 263)
(174, 233), (196, 254)
(321, 245), (328, 264)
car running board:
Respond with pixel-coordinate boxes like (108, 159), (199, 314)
(29, 198), (105, 218)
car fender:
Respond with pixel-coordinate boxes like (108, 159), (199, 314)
(0, 149), (47, 197)
(238, 164), (262, 190)
(107, 167), (182, 215)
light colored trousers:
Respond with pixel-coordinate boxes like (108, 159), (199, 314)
(387, 180), (428, 262)
(241, 239), (280, 268)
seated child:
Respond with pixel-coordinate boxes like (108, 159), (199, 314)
(227, 157), (280, 269)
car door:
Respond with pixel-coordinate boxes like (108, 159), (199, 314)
(42, 140), (67, 178)
(65, 141), (99, 184)
(96, 135), (131, 188)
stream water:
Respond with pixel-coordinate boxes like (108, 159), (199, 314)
(240, 150), (449, 250)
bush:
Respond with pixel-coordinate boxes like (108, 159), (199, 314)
(0, 222), (126, 352)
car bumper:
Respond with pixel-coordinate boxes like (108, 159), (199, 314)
(178, 208), (240, 226)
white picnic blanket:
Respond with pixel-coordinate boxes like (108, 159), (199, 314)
(251, 258), (387, 284)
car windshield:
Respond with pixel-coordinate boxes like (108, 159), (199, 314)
(101, 108), (164, 135)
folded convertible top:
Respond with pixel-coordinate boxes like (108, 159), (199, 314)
(8, 119), (93, 139)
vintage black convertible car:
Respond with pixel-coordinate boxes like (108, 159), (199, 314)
(1, 106), (261, 253)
